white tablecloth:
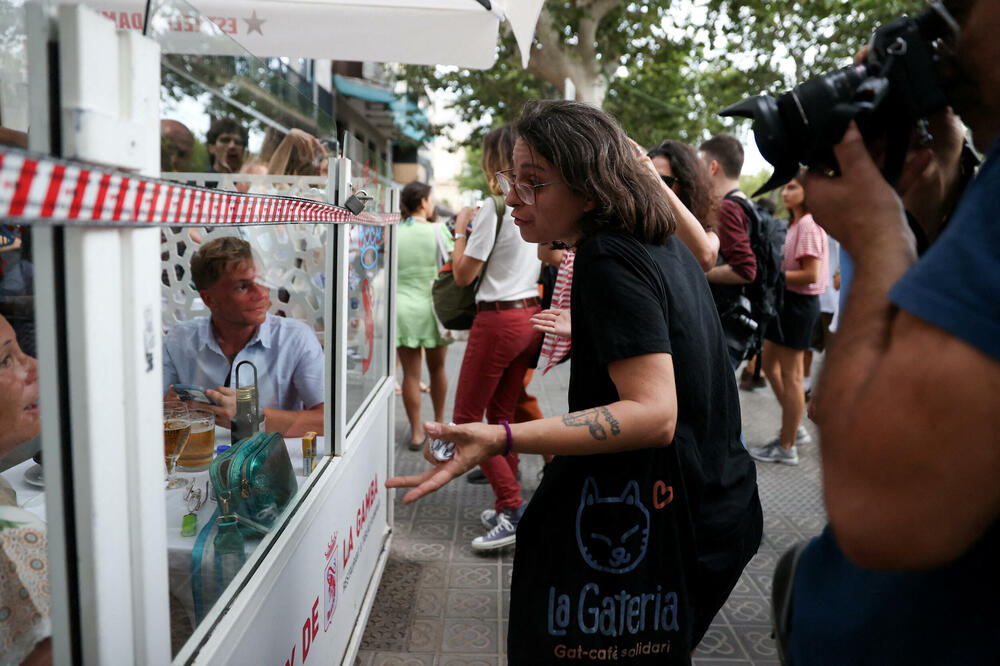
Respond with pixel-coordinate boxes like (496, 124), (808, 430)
(1, 431), (319, 636)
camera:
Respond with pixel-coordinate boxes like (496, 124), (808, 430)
(721, 1), (961, 195)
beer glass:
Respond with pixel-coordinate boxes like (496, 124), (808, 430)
(163, 401), (192, 489)
(178, 408), (215, 471)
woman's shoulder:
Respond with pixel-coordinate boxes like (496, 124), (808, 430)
(797, 213), (823, 232)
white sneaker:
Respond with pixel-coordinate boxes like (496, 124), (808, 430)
(796, 426), (812, 445)
(749, 442), (799, 466)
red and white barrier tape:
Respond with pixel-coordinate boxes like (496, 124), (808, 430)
(0, 148), (400, 227)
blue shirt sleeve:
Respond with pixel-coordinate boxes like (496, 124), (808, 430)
(888, 140), (1000, 362)
(291, 325), (325, 409)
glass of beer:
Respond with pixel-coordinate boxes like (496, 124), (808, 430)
(163, 401), (192, 489)
(178, 408), (215, 472)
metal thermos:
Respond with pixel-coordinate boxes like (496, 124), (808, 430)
(231, 360), (261, 442)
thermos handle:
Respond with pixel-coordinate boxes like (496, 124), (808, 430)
(234, 360), (260, 422)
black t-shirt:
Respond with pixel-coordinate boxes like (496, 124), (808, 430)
(568, 231), (756, 542)
(508, 231), (759, 663)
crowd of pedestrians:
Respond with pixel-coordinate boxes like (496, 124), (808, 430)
(388, 2), (1000, 658)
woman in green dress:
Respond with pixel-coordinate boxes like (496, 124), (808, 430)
(396, 181), (454, 449)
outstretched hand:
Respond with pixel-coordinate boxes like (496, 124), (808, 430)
(386, 421), (505, 504)
(530, 308), (571, 338)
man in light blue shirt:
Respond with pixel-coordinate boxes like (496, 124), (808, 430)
(163, 237), (324, 436)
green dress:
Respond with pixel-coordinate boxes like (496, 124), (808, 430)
(396, 218), (454, 348)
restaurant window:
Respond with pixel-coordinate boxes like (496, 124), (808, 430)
(147, 0), (346, 655)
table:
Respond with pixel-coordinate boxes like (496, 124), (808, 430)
(1, 430), (320, 642)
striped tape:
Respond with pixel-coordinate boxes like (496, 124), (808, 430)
(0, 148), (400, 227)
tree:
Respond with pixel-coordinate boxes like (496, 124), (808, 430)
(404, 0), (927, 149)
(403, 0), (682, 145)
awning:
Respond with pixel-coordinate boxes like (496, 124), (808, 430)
(62, 0), (544, 69)
(333, 75), (428, 142)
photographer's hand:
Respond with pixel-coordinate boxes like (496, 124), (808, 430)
(806, 122), (914, 262)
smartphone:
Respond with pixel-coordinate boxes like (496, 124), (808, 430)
(173, 384), (218, 405)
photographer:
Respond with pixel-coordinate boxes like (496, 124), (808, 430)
(781, 1), (1000, 662)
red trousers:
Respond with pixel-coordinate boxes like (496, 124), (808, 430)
(453, 306), (542, 511)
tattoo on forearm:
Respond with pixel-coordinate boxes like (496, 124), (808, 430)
(562, 407), (622, 441)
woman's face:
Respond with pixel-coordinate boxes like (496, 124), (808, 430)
(421, 194), (435, 219)
(650, 155), (681, 196)
(0, 317), (39, 455)
(507, 138), (593, 245)
(782, 179), (806, 214)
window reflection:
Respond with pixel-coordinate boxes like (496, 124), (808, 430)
(345, 223), (389, 424)
(0, 225), (51, 664)
(160, 224), (328, 652)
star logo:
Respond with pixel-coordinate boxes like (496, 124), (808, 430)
(243, 10), (266, 35)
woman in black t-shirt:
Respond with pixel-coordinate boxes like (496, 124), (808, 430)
(388, 100), (761, 664)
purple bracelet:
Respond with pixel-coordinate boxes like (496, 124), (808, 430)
(499, 420), (513, 456)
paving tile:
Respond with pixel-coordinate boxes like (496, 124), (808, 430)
(746, 572), (773, 599)
(765, 530), (809, 553)
(444, 590), (498, 618)
(731, 623), (779, 661)
(399, 539), (451, 562)
(436, 655), (499, 666)
(416, 563), (449, 589)
(354, 649), (374, 665)
(414, 588), (446, 619)
(408, 618), (443, 653)
(411, 521), (457, 541)
(695, 624), (749, 660)
(441, 619), (499, 654)
(415, 503), (458, 521)
(722, 596), (771, 624)
(371, 653), (434, 666)
(448, 564), (498, 589)
(451, 541), (501, 563)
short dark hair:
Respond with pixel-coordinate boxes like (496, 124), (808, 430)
(699, 134), (744, 179)
(514, 100), (676, 244)
(190, 237), (253, 290)
(400, 181), (432, 219)
(206, 118), (248, 148)
(647, 140), (715, 227)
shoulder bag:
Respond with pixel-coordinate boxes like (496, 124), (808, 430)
(431, 196), (504, 330)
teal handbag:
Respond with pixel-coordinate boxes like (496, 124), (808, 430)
(192, 432), (299, 621)
(209, 431), (298, 535)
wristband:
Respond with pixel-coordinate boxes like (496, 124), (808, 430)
(454, 233), (467, 240)
(499, 420), (513, 456)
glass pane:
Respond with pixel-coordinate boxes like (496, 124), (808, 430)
(0, 0), (30, 144)
(342, 132), (392, 425)
(151, 0), (337, 189)
(0, 224), (51, 664)
(160, 223), (328, 655)
(146, 1), (339, 655)
(344, 222), (390, 425)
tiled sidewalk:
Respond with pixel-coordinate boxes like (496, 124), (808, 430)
(357, 344), (826, 665)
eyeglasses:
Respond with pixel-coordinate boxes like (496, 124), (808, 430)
(660, 174), (678, 188)
(495, 169), (560, 206)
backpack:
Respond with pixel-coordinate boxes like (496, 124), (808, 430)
(720, 192), (786, 365)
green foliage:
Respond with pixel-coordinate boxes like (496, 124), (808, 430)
(403, 0), (930, 152)
(704, 0), (927, 91)
(455, 146), (489, 198)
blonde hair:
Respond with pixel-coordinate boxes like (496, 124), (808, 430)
(481, 126), (516, 196)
